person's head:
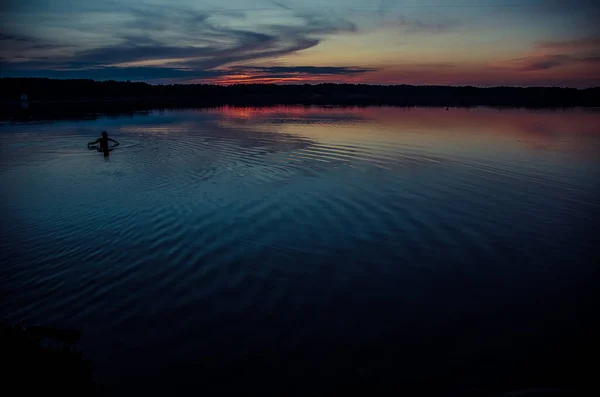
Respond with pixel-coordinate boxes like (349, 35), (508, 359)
(102, 131), (108, 138)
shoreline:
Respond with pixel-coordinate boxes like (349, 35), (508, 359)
(2, 98), (599, 122)
(1, 78), (599, 121)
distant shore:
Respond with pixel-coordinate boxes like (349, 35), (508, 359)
(1, 78), (599, 120)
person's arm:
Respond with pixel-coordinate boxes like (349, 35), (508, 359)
(108, 138), (120, 147)
(87, 138), (100, 147)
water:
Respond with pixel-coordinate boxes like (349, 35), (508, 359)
(1, 107), (599, 394)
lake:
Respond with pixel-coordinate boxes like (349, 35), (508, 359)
(1, 106), (598, 395)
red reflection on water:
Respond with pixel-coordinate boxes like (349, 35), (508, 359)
(216, 105), (369, 118)
(212, 106), (600, 155)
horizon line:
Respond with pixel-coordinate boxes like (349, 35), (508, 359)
(2, 77), (598, 90)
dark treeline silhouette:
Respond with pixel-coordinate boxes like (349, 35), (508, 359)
(1, 78), (599, 119)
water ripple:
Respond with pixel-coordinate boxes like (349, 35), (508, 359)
(1, 107), (599, 392)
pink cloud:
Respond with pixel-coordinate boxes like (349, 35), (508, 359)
(537, 36), (600, 51)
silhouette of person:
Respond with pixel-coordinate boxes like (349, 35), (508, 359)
(88, 131), (119, 155)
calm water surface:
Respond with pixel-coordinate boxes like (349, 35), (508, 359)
(1, 107), (599, 394)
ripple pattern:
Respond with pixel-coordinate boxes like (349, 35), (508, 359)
(1, 107), (599, 393)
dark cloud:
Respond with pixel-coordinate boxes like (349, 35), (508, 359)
(73, 43), (209, 65)
(517, 54), (600, 72)
(1, 5), (358, 82)
(270, 1), (293, 11)
(233, 66), (375, 75)
(0, 33), (35, 42)
(0, 64), (375, 82)
(0, 30), (73, 59)
(521, 55), (572, 71)
(0, 66), (221, 80)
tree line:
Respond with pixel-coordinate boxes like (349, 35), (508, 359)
(1, 78), (599, 113)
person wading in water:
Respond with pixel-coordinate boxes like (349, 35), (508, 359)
(88, 131), (119, 156)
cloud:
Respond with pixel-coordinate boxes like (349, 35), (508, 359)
(269, 1), (293, 11)
(211, 65), (376, 82)
(234, 66), (375, 75)
(1, 5), (358, 82)
(412, 62), (456, 69)
(537, 36), (600, 51)
(0, 33), (35, 42)
(520, 55), (573, 71)
(507, 34), (600, 75)
(353, 63), (600, 88)
(0, 66), (222, 81)
(0, 29), (75, 60)
(509, 54), (600, 72)
(0, 64), (375, 82)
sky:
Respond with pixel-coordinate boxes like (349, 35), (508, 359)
(1, 0), (599, 87)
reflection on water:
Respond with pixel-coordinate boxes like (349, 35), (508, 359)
(1, 107), (599, 394)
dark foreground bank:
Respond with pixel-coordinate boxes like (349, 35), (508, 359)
(1, 324), (106, 395)
(1, 78), (599, 120)
(2, 314), (594, 397)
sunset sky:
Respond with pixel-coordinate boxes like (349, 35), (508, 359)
(1, 0), (599, 87)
